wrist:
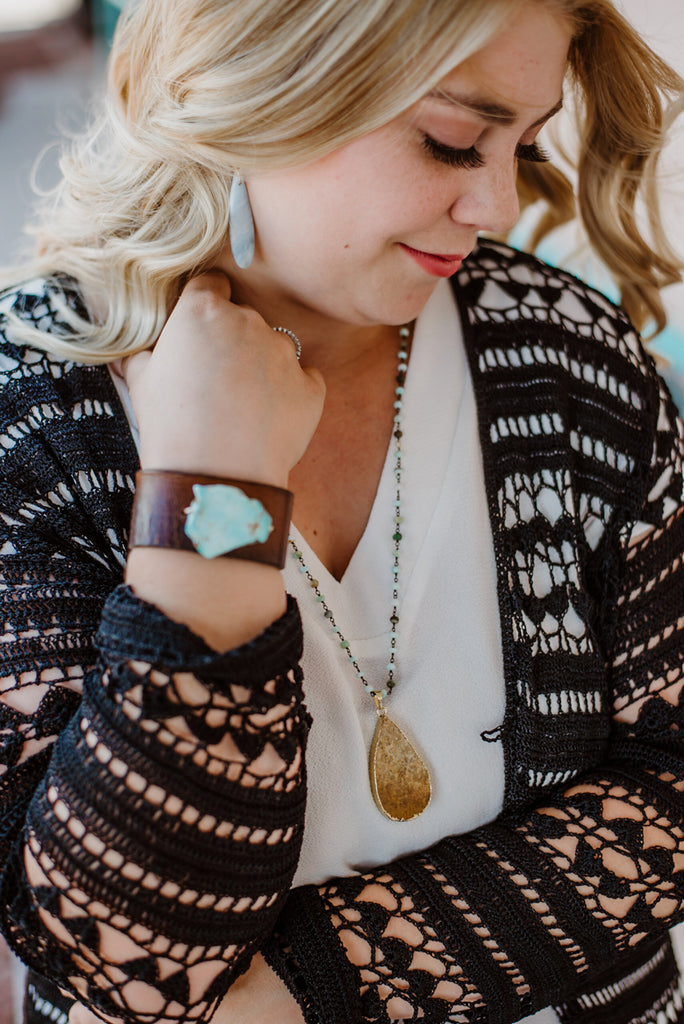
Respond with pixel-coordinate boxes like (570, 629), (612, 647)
(138, 447), (290, 490)
(126, 548), (287, 651)
(130, 470), (294, 569)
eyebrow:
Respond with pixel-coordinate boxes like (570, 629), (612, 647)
(426, 90), (564, 129)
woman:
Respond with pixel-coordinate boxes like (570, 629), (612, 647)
(0, 0), (683, 1022)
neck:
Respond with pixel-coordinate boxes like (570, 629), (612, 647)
(217, 260), (401, 376)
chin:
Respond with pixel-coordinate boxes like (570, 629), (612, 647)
(382, 283), (441, 326)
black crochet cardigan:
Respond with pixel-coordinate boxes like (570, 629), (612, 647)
(0, 241), (683, 1024)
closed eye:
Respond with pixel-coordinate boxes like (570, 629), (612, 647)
(421, 134), (484, 168)
(422, 134), (550, 168)
(515, 141), (550, 163)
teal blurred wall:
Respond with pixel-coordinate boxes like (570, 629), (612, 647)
(91, 0), (126, 45)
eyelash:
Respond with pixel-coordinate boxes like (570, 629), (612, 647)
(421, 134), (550, 168)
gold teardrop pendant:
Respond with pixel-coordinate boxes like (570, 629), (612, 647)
(368, 711), (432, 822)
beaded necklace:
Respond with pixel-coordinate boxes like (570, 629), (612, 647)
(289, 324), (432, 822)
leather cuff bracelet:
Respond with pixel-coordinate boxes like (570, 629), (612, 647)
(129, 470), (293, 569)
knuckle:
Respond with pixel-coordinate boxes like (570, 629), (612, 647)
(181, 286), (229, 323)
(271, 335), (294, 360)
(235, 305), (265, 333)
(185, 269), (230, 293)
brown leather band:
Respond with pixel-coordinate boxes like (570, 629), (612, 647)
(129, 470), (293, 568)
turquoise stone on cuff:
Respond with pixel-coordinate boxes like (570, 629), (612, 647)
(184, 484), (273, 558)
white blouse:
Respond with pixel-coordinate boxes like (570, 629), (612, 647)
(284, 280), (507, 884)
(110, 279), (556, 1024)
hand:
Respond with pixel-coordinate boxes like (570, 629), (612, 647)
(122, 271), (325, 486)
(68, 1002), (121, 1024)
(214, 953), (305, 1024)
(66, 955), (305, 1024)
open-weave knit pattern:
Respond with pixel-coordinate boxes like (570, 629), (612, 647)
(0, 242), (682, 1024)
(265, 246), (684, 1024)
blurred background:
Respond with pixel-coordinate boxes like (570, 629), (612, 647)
(0, 0), (683, 1020)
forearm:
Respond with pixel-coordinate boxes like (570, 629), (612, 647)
(262, 385), (684, 1024)
(7, 585), (308, 1024)
(263, 754), (684, 1024)
(126, 547), (287, 652)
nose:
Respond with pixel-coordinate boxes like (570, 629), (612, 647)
(449, 158), (521, 235)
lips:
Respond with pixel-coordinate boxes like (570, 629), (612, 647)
(399, 243), (466, 278)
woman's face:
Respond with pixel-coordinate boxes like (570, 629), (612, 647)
(227, 1), (572, 329)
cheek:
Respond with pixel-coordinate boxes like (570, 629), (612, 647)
(249, 185), (307, 241)
(248, 175), (347, 256)
(248, 135), (442, 262)
(250, 186), (378, 264)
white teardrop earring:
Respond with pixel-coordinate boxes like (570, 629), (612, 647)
(228, 174), (255, 269)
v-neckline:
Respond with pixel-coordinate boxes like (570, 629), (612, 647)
(285, 280), (467, 642)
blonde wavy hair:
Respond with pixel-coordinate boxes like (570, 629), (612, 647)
(1, 0), (682, 361)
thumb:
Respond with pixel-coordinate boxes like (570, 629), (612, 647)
(300, 363), (327, 398)
(119, 349), (152, 391)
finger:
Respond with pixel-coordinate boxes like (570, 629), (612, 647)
(120, 349), (152, 389)
(68, 1002), (121, 1024)
(300, 364), (327, 396)
(185, 267), (232, 298)
(68, 1004), (99, 1024)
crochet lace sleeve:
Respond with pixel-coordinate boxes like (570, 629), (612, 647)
(0, 320), (309, 1024)
(0, 485), (308, 1024)
(263, 375), (684, 1023)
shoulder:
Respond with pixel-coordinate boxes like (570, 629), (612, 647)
(458, 242), (643, 352)
(458, 238), (625, 322)
(0, 275), (89, 355)
(0, 277), (121, 425)
(455, 242), (679, 522)
(455, 240), (661, 421)
(0, 279), (137, 570)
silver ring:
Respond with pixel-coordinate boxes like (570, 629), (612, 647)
(272, 326), (302, 361)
